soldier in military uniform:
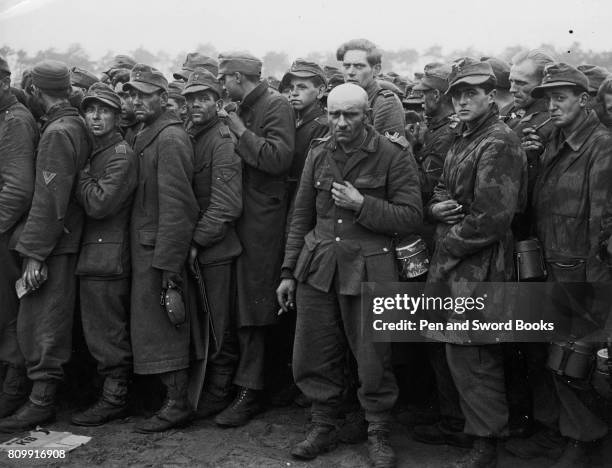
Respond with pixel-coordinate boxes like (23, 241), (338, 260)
(277, 83), (422, 467)
(336, 39), (405, 136)
(595, 77), (612, 129)
(0, 56), (38, 419)
(215, 52), (295, 427)
(69, 83), (137, 427)
(577, 64), (611, 126)
(508, 63), (612, 467)
(174, 52), (219, 82)
(167, 80), (187, 122)
(426, 59), (526, 467)
(481, 57), (513, 113)
(124, 64), (199, 433)
(180, 69), (243, 419)
(69, 66), (99, 110)
(0, 60), (91, 433)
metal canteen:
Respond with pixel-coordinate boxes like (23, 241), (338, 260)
(592, 347), (612, 400)
(396, 237), (430, 280)
(164, 287), (186, 328)
(515, 238), (547, 280)
(546, 340), (594, 380)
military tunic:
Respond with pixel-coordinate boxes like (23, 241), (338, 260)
(76, 132), (137, 380)
(364, 79), (406, 137)
(15, 103), (91, 383)
(0, 93), (38, 370)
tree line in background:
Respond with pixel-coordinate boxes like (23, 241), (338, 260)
(3, 41), (612, 85)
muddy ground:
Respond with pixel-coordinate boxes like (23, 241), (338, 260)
(1, 402), (611, 468)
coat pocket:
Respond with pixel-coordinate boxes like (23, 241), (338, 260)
(138, 229), (157, 246)
(362, 245), (397, 282)
(547, 259), (586, 282)
(76, 230), (126, 277)
(293, 231), (319, 282)
(353, 173), (386, 197)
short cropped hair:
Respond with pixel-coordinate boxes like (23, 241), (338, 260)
(511, 49), (556, 81)
(336, 39), (382, 66)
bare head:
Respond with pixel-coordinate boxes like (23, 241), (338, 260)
(327, 83), (369, 146)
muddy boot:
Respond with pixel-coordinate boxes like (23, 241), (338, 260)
(550, 439), (589, 468)
(0, 365), (29, 418)
(447, 437), (497, 468)
(0, 380), (56, 433)
(291, 423), (338, 460)
(367, 424), (396, 468)
(505, 427), (565, 459)
(195, 370), (234, 420)
(214, 387), (261, 427)
(71, 377), (129, 426)
(134, 369), (192, 434)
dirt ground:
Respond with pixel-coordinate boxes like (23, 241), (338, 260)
(1, 403), (611, 468)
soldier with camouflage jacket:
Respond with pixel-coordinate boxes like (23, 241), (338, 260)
(426, 58), (526, 467)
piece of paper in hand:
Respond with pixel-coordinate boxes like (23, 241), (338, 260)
(0, 427), (91, 452)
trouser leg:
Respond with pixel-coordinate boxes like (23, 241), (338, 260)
(293, 281), (345, 426)
(446, 343), (508, 437)
(555, 376), (608, 441)
(17, 254), (77, 385)
(428, 342), (464, 430)
(338, 291), (398, 431)
(0, 237), (24, 369)
(233, 326), (265, 390)
(80, 278), (132, 381)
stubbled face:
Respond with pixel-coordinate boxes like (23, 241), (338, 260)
(185, 89), (219, 125)
(545, 87), (586, 128)
(451, 85), (495, 122)
(509, 60), (541, 109)
(328, 97), (366, 145)
(342, 49), (379, 89)
(84, 101), (118, 137)
(288, 77), (322, 111)
(129, 88), (166, 123)
(219, 73), (242, 101)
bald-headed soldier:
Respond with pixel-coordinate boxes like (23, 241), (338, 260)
(277, 83), (422, 467)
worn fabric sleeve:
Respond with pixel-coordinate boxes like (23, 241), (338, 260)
(372, 94), (406, 137)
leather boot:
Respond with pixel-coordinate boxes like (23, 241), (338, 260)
(291, 424), (338, 460)
(367, 427), (397, 468)
(0, 380), (56, 433)
(194, 370), (234, 420)
(550, 439), (590, 468)
(71, 377), (129, 426)
(214, 387), (261, 427)
(447, 437), (497, 468)
(134, 370), (192, 433)
(505, 427), (565, 459)
(0, 365), (29, 418)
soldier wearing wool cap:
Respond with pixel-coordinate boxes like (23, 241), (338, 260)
(174, 52), (219, 82)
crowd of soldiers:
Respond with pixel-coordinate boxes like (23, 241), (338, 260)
(1, 37), (612, 468)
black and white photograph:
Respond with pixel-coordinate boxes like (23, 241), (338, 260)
(1, 0), (612, 466)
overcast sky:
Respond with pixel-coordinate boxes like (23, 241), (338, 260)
(0, 0), (610, 59)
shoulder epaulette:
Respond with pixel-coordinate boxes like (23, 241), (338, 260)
(384, 131), (409, 150)
(378, 89), (395, 98)
(115, 144), (127, 154)
(309, 134), (332, 149)
(219, 125), (231, 138)
(314, 115), (328, 126)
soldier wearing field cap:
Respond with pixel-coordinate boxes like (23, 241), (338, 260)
(102, 54), (136, 87)
(123, 63), (199, 433)
(180, 68), (243, 420)
(481, 57), (513, 113)
(0, 56), (38, 420)
(215, 51), (294, 427)
(174, 52), (219, 82)
(71, 83), (137, 427)
(167, 80), (187, 122)
(426, 57), (526, 467)
(412, 62), (457, 202)
(0, 60), (92, 433)
(577, 64), (612, 125)
(506, 63), (612, 466)
(321, 65), (344, 108)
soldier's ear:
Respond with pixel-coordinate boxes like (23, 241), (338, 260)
(488, 88), (497, 103)
(159, 91), (168, 107)
(578, 92), (589, 108)
(215, 98), (224, 111)
(0, 76), (9, 90)
(235, 72), (242, 84)
(316, 84), (326, 100)
(373, 63), (382, 76)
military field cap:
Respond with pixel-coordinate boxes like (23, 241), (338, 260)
(174, 53), (219, 81)
(284, 59), (326, 83)
(107, 54), (136, 72)
(413, 62), (451, 92)
(168, 80), (185, 100)
(70, 66), (99, 90)
(446, 57), (496, 94)
(123, 63), (168, 94)
(182, 68), (222, 98)
(217, 51), (262, 79)
(80, 82), (121, 112)
(0, 56), (10, 75)
(481, 57), (511, 90)
(577, 64), (611, 95)
(31, 60), (71, 91)
(323, 65), (344, 91)
(531, 62), (589, 98)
